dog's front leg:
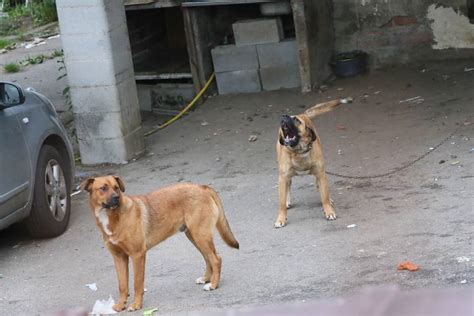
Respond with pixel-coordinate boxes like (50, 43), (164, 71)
(111, 251), (129, 312)
(315, 170), (337, 220)
(275, 175), (291, 228)
(128, 252), (146, 311)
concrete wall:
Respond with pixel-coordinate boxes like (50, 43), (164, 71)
(333, 0), (474, 67)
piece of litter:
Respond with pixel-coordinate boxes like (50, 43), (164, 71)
(91, 295), (116, 315)
(397, 261), (419, 271)
(463, 67), (474, 72)
(451, 161), (460, 165)
(460, 280), (467, 284)
(248, 135), (258, 142)
(143, 307), (158, 316)
(347, 224), (357, 228)
(86, 283), (98, 291)
(337, 149), (343, 155)
(71, 190), (81, 197)
(456, 256), (471, 263)
(47, 34), (60, 40)
(336, 123), (346, 131)
(200, 121), (209, 126)
(399, 96), (421, 103)
(429, 147), (434, 150)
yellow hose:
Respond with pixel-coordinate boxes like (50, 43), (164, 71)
(144, 73), (216, 137)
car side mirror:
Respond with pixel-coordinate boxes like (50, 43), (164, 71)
(0, 82), (26, 109)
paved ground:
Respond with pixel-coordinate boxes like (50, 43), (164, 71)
(0, 60), (473, 315)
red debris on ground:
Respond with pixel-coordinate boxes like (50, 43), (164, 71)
(397, 261), (420, 271)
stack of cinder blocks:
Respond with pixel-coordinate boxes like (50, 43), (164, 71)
(212, 18), (300, 95)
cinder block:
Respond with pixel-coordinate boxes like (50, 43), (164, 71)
(216, 70), (261, 95)
(259, 64), (300, 91)
(257, 39), (298, 68)
(57, 4), (125, 35)
(211, 45), (259, 72)
(233, 18), (283, 46)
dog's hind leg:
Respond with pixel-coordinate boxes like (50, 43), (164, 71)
(186, 231), (212, 285)
(191, 234), (222, 291)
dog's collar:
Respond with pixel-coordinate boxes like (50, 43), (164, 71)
(297, 144), (313, 154)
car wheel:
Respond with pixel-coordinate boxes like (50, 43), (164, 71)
(24, 145), (71, 238)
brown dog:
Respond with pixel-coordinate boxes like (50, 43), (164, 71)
(275, 97), (352, 228)
(81, 176), (239, 312)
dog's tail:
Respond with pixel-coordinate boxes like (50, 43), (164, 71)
(209, 188), (240, 249)
(304, 97), (353, 119)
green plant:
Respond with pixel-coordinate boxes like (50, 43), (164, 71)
(51, 49), (63, 58)
(57, 57), (72, 110)
(22, 54), (48, 65)
(0, 38), (13, 49)
(4, 62), (20, 73)
(30, 0), (58, 26)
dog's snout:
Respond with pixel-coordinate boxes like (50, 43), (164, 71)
(111, 194), (120, 204)
(281, 115), (291, 124)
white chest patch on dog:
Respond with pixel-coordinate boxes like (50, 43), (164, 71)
(97, 209), (112, 236)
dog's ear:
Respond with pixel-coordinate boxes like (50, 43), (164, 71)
(114, 176), (125, 192)
(80, 178), (94, 193)
(307, 127), (317, 142)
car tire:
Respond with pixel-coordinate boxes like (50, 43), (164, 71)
(24, 145), (71, 238)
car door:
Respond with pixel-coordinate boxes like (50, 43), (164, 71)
(0, 102), (32, 219)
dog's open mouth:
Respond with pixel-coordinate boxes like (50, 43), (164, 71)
(281, 115), (300, 147)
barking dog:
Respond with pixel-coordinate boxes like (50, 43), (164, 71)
(275, 97), (352, 228)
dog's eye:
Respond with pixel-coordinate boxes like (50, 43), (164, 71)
(114, 186), (119, 191)
(100, 186), (107, 192)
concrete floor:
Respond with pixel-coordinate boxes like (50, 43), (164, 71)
(0, 60), (473, 315)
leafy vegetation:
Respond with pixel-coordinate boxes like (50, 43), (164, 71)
(0, 0), (58, 36)
(4, 62), (20, 73)
(0, 38), (13, 49)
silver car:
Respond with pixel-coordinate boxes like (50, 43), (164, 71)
(0, 81), (75, 238)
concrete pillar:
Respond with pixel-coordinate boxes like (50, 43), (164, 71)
(57, 0), (144, 164)
(291, 0), (334, 92)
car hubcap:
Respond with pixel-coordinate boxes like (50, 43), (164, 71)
(45, 159), (67, 221)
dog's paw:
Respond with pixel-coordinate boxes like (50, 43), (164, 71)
(127, 302), (142, 312)
(325, 211), (337, 220)
(112, 303), (127, 312)
(274, 221), (286, 228)
(203, 283), (216, 291)
(196, 277), (208, 284)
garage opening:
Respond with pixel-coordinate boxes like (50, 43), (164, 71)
(468, 0), (474, 22)
(125, 4), (193, 115)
